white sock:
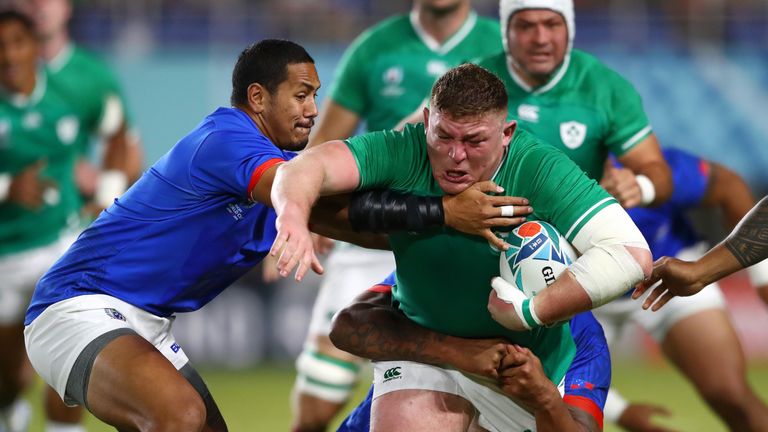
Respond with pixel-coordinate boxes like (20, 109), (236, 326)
(45, 422), (86, 432)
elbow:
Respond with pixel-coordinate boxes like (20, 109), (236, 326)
(628, 245), (653, 280)
(328, 307), (355, 351)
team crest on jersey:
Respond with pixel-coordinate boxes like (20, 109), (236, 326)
(426, 60), (449, 77)
(23, 111), (41, 129)
(381, 66), (405, 97)
(560, 121), (587, 149)
(56, 116), (80, 145)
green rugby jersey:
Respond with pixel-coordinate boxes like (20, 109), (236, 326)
(345, 123), (617, 383)
(47, 44), (128, 155)
(478, 50), (652, 180)
(329, 11), (502, 132)
(0, 71), (89, 256)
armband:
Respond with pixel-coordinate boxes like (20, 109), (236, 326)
(348, 190), (444, 232)
(95, 170), (128, 208)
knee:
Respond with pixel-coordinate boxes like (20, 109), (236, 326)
(698, 379), (751, 416)
(143, 394), (207, 432)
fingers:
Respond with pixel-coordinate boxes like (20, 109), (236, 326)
(473, 180), (505, 194)
(483, 217), (528, 228)
(641, 282), (665, 310)
(486, 194), (529, 207)
(482, 229), (509, 251)
(651, 290), (675, 311)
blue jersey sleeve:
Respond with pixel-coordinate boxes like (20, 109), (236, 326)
(664, 147), (710, 209)
(564, 312), (611, 430)
(190, 128), (293, 199)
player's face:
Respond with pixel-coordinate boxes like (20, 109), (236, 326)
(424, 107), (514, 195)
(507, 9), (568, 82)
(0, 20), (38, 93)
(20, 0), (71, 39)
(263, 62), (320, 151)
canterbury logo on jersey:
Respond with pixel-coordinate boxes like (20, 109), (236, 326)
(382, 367), (402, 382)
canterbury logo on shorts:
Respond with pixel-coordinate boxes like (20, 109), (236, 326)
(382, 366), (402, 382)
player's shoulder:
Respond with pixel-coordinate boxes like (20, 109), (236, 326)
(65, 45), (118, 77)
(473, 14), (501, 34)
(476, 51), (506, 71)
(347, 14), (411, 53)
(569, 49), (635, 90)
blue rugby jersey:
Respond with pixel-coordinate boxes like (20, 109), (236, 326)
(26, 107), (295, 324)
(626, 148), (711, 260)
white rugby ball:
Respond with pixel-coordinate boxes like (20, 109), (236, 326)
(499, 221), (577, 298)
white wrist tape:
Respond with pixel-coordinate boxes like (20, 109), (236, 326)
(490, 277), (542, 329)
(747, 258), (768, 288)
(635, 174), (656, 206)
(95, 170), (128, 208)
(604, 388), (630, 423)
(570, 204), (650, 307)
(0, 174), (11, 202)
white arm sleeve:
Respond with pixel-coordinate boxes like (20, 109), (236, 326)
(568, 203), (650, 307)
(604, 388), (630, 423)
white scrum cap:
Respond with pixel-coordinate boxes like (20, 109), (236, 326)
(499, 0), (575, 53)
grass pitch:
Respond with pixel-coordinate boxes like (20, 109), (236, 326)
(24, 360), (768, 431)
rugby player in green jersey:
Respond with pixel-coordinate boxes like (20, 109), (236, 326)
(0, 11), (91, 432)
(270, 64), (652, 430)
(290, 1), (506, 430)
(21, 0), (143, 215)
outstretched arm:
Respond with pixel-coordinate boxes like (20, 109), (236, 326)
(269, 140), (361, 280)
(329, 289), (511, 380)
(637, 195), (768, 310)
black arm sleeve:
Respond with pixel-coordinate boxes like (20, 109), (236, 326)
(348, 190), (444, 232)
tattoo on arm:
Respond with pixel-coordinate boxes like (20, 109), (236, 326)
(725, 196), (768, 267)
(332, 293), (453, 364)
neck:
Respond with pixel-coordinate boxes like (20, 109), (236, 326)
(40, 31), (70, 62)
(511, 63), (550, 89)
(413, 2), (470, 44)
(238, 104), (277, 145)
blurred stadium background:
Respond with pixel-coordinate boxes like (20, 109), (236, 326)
(18, 0), (768, 430)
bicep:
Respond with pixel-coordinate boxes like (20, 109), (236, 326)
(308, 100), (361, 148)
(566, 405), (601, 432)
(701, 163), (757, 228)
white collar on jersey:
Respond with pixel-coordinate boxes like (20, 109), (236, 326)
(490, 143), (510, 183)
(410, 9), (478, 55)
(1, 67), (47, 108)
(47, 42), (75, 74)
(506, 52), (572, 96)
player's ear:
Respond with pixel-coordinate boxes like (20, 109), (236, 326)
(502, 119), (517, 148)
(422, 107), (430, 129)
(247, 83), (267, 114)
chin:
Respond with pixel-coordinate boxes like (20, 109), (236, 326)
(439, 181), (470, 196)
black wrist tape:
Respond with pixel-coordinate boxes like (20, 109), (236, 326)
(348, 190), (444, 232)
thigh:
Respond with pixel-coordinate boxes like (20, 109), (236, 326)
(86, 333), (207, 431)
(661, 308), (747, 385)
(371, 389), (476, 432)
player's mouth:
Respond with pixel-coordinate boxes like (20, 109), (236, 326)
(295, 121), (314, 133)
(444, 170), (470, 184)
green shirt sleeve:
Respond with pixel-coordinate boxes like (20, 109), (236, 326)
(512, 141), (617, 242)
(344, 123), (434, 193)
(603, 70), (652, 157)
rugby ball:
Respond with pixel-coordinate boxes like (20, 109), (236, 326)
(499, 221), (577, 298)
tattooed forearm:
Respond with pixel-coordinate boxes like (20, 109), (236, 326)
(332, 305), (451, 365)
(725, 196), (768, 267)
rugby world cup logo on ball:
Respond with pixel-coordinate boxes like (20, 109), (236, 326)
(499, 221), (577, 298)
